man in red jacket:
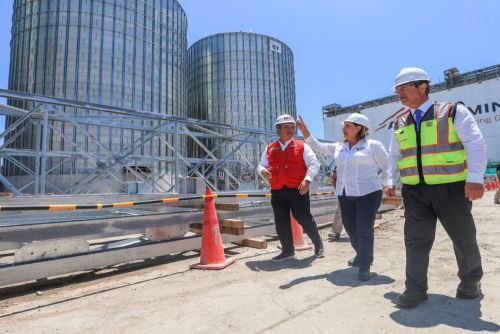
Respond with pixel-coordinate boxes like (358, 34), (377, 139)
(258, 114), (324, 261)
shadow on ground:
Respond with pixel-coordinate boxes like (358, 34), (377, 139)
(245, 255), (317, 272)
(384, 291), (500, 332)
(277, 267), (395, 289)
(327, 237), (351, 243)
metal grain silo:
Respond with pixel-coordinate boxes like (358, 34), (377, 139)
(188, 32), (296, 130)
(6, 0), (187, 192)
(187, 32), (296, 188)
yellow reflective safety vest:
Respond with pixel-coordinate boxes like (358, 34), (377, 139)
(394, 102), (467, 185)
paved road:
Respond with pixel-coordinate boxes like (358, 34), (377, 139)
(0, 192), (498, 333)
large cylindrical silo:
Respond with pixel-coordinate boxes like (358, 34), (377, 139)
(187, 32), (296, 188)
(6, 0), (187, 192)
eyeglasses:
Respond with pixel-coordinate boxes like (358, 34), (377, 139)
(395, 84), (412, 93)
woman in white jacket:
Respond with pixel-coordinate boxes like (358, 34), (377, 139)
(297, 113), (389, 281)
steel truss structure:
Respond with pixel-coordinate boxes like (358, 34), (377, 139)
(0, 89), (332, 195)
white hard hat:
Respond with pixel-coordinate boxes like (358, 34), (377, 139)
(340, 113), (371, 130)
(394, 67), (431, 90)
(274, 114), (296, 126)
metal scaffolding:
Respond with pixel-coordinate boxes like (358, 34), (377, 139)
(0, 89), (332, 196)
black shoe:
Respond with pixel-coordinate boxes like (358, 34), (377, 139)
(456, 281), (481, 299)
(271, 252), (295, 262)
(358, 268), (371, 281)
(397, 290), (428, 308)
(315, 240), (324, 258)
(328, 232), (341, 241)
(348, 257), (359, 267)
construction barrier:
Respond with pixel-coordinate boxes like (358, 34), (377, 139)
(0, 191), (335, 212)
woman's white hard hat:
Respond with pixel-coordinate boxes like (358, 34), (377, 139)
(340, 113), (371, 130)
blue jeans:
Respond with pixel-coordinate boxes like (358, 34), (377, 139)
(338, 190), (382, 269)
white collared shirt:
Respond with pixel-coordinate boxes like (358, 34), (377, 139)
(258, 138), (320, 182)
(387, 99), (487, 185)
(305, 135), (389, 196)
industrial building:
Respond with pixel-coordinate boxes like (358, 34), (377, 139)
(188, 32), (296, 130)
(1, 1), (299, 194)
(323, 64), (500, 165)
(4, 0), (188, 193)
(187, 32), (296, 188)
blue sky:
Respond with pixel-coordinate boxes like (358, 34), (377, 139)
(1, 0), (499, 138)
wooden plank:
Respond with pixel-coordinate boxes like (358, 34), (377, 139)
(234, 238), (267, 249)
(222, 226), (244, 235)
(214, 203), (240, 211)
(220, 219), (244, 229)
(189, 223), (244, 235)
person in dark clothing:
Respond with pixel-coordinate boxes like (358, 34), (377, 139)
(258, 114), (324, 262)
(298, 113), (389, 281)
(386, 67), (487, 308)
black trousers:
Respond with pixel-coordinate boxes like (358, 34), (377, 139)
(271, 187), (322, 254)
(402, 181), (483, 294)
(338, 190), (382, 269)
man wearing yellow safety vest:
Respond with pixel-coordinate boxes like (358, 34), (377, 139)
(385, 67), (487, 308)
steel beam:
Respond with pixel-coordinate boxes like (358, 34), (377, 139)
(0, 223), (276, 288)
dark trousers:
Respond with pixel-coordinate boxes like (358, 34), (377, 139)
(338, 190), (382, 269)
(402, 181), (483, 294)
(271, 187), (322, 254)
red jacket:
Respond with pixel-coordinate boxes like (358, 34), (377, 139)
(267, 139), (307, 190)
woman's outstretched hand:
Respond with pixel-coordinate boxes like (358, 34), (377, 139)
(296, 115), (311, 138)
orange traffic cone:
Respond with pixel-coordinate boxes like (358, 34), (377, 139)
(190, 187), (235, 270)
(486, 179), (492, 191)
(290, 213), (313, 251)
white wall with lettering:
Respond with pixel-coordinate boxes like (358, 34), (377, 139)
(324, 78), (500, 162)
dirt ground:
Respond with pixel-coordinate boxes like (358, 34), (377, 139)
(1, 191), (499, 334)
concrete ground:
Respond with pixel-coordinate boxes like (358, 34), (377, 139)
(1, 191), (499, 334)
